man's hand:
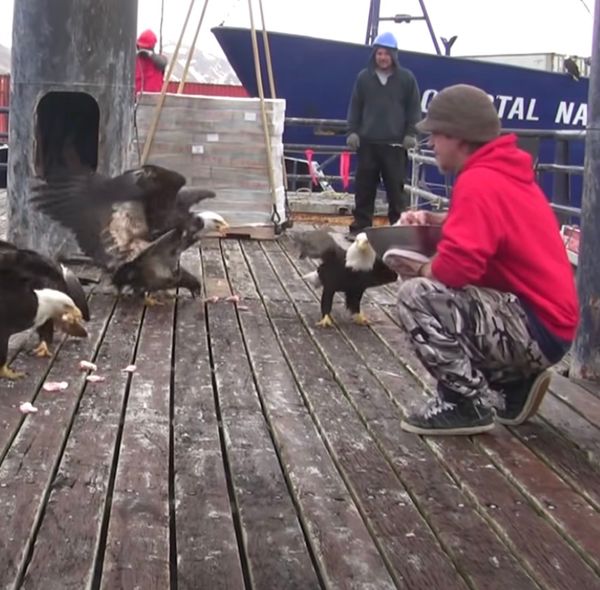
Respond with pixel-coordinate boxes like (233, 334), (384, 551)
(395, 209), (448, 226)
(346, 132), (360, 151)
(395, 210), (429, 226)
(402, 135), (418, 150)
(383, 251), (427, 279)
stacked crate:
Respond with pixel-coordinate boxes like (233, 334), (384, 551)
(132, 92), (287, 237)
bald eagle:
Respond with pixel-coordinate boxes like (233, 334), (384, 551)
(29, 164), (228, 304)
(0, 244), (89, 379)
(294, 229), (397, 327)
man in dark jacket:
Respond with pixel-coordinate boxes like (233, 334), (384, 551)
(346, 31), (422, 240)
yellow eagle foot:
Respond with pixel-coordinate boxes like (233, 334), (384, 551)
(144, 294), (165, 307)
(0, 364), (25, 380)
(32, 341), (52, 358)
(352, 312), (370, 326)
(316, 314), (334, 328)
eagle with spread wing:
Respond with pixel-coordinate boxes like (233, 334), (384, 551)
(0, 241), (89, 379)
(30, 164), (228, 303)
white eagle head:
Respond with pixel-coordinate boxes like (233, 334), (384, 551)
(34, 289), (87, 337)
(345, 232), (377, 271)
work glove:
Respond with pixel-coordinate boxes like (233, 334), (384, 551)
(402, 135), (418, 150)
(346, 132), (360, 151)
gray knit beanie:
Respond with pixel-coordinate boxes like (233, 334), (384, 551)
(416, 84), (501, 143)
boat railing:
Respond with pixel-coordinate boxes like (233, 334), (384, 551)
(283, 116), (585, 218)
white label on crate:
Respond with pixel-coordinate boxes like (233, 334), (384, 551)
(191, 145), (204, 154)
(206, 133), (220, 142)
(244, 112), (257, 122)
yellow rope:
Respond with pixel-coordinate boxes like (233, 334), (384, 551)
(140, 0), (196, 165)
(177, 0), (211, 94)
(248, 0), (279, 208)
(256, 0), (288, 192)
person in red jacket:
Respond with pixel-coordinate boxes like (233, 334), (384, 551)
(388, 83), (579, 435)
(135, 29), (168, 94)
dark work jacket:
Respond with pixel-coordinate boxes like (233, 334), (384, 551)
(346, 48), (422, 143)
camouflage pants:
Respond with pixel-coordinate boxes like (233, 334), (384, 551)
(396, 278), (551, 400)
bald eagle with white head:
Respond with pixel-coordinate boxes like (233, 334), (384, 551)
(294, 229), (397, 327)
(0, 243), (88, 379)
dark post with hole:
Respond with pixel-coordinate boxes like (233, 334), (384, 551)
(570, 0), (600, 380)
(7, 0), (138, 257)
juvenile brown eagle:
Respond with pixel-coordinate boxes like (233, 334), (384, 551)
(294, 229), (397, 327)
(30, 164), (228, 303)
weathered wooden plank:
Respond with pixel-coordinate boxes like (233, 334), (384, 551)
(230, 294), (397, 590)
(220, 240), (260, 301)
(475, 428), (600, 573)
(173, 249), (245, 590)
(19, 298), (144, 589)
(0, 337), (62, 461)
(549, 373), (600, 428)
(263, 246), (539, 589)
(100, 302), (175, 590)
(0, 294), (115, 588)
(509, 419), (600, 511)
(260, 299), (469, 590)
(203, 245), (323, 589)
(430, 436), (600, 590)
(537, 393), (600, 465)
(240, 241), (288, 301)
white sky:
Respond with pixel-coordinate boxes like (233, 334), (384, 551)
(0, 0), (595, 57)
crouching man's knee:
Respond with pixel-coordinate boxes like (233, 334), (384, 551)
(397, 277), (439, 309)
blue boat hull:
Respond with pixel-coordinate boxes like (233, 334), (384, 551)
(212, 26), (588, 207)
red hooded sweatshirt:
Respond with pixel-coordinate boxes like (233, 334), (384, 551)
(431, 134), (579, 342)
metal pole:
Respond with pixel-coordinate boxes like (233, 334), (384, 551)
(570, 0), (600, 380)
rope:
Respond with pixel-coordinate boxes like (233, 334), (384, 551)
(256, 0), (292, 230)
(177, 0), (211, 94)
(247, 0), (280, 228)
(140, 0), (196, 165)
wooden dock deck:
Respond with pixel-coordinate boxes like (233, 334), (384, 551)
(1, 195), (600, 588)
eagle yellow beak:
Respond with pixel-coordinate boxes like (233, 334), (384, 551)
(217, 220), (230, 236)
(58, 307), (88, 338)
(356, 236), (370, 251)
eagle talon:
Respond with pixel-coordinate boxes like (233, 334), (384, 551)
(317, 314), (334, 328)
(352, 312), (370, 326)
(144, 294), (164, 307)
(32, 341), (52, 358)
(0, 364), (25, 380)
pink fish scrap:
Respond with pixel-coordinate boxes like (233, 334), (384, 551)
(122, 364), (137, 373)
(19, 402), (38, 414)
(86, 374), (106, 383)
(42, 381), (69, 392)
(79, 360), (98, 372)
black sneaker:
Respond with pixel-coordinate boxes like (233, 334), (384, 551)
(401, 396), (495, 435)
(495, 370), (551, 426)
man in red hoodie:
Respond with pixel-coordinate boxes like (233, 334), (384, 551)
(390, 84), (579, 436)
(135, 29), (168, 94)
